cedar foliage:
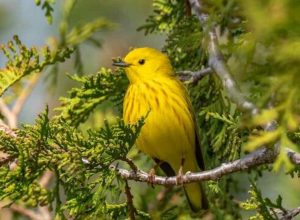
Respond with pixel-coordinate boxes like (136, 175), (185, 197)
(0, 0), (299, 219)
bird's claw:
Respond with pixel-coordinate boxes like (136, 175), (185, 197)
(176, 166), (184, 185)
(147, 168), (156, 188)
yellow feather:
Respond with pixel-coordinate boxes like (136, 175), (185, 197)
(121, 47), (207, 211)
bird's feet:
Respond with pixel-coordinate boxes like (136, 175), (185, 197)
(176, 166), (184, 185)
(147, 168), (156, 188)
(176, 158), (185, 185)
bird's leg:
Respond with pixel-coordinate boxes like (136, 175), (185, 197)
(176, 158), (185, 185)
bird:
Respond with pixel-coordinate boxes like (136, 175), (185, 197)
(113, 47), (208, 211)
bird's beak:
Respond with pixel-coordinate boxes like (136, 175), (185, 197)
(112, 60), (130, 67)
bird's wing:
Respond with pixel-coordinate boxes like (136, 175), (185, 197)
(176, 78), (206, 170)
(153, 158), (176, 176)
(194, 125), (205, 170)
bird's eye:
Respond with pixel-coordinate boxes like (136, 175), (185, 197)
(138, 59), (145, 65)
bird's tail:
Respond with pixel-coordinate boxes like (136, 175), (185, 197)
(184, 181), (208, 212)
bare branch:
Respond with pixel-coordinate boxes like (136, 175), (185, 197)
(124, 180), (136, 220)
(287, 148), (300, 165)
(114, 148), (299, 185)
(207, 31), (259, 114)
(188, 0), (259, 115)
(9, 204), (42, 220)
(280, 206), (300, 220)
(0, 122), (17, 137)
(123, 157), (138, 172)
(178, 67), (212, 83)
(12, 73), (41, 117)
(274, 206), (300, 220)
(39, 170), (53, 188)
(0, 100), (17, 128)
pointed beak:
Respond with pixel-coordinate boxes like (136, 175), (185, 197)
(112, 60), (130, 67)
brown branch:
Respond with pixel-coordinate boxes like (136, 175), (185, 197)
(124, 180), (136, 220)
(178, 67), (212, 83)
(114, 148), (299, 185)
(123, 157), (138, 172)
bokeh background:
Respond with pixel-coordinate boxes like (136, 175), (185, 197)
(0, 1), (299, 219)
(0, 0), (165, 125)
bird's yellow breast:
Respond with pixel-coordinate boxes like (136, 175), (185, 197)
(123, 77), (196, 171)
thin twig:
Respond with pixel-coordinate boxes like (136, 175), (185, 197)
(39, 170), (53, 188)
(274, 206), (300, 220)
(123, 157), (138, 172)
(12, 73), (41, 117)
(9, 204), (42, 220)
(280, 206), (300, 220)
(286, 148), (300, 165)
(124, 180), (136, 220)
(178, 67), (212, 83)
(0, 100), (17, 128)
(188, 0), (259, 115)
(0, 121), (17, 137)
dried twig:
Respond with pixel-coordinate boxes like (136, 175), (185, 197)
(39, 170), (54, 188)
(0, 73), (41, 129)
(12, 73), (41, 117)
(279, 206), (300, 220)
(9, 204), (42, 220)
(178, 67), (212, 83)
(0, 100), (17, 128)
(124, 180), (136, 220)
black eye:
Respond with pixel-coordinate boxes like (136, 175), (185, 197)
(138, 59), (145, 65)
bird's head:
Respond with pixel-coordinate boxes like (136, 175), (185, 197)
(113, 47), (173, 84)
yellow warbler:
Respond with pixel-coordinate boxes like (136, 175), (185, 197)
(113, 47), (207, 211)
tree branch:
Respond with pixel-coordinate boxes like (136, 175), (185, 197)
(124, 180), (136, 220)
(178, 67), (212, 83)
(287, 148), (300, 165)
(9, 204), (42, 220)
(188, 0), (259, 115)
(12, 73), (41, 117)
(39, 170), (53, 188)
(114, 148), (299, 185)
(0, 100), (17, 128)
(0, 73), (41, 129)
(280, 206), (300, 220)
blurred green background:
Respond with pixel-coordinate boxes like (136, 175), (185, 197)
(0, 0), (165, 125)
(0, 1), (299, 219)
